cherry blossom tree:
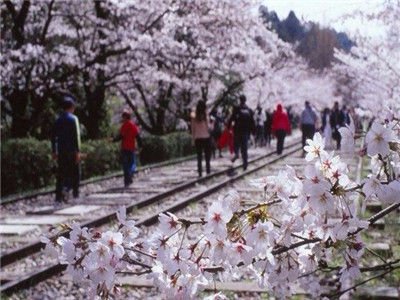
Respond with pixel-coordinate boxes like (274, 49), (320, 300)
(1, 0), (130, 138)
(114, 0), (295, 134)
(243, 58), (342, 112)
(1, 0), (298, 137)
(333, 1), (400, 115)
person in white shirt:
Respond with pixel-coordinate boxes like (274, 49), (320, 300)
(255, 106), (266, 147)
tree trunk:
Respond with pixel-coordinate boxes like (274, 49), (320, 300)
(84, 77), (107, 139)
(9, 89), (30, 138)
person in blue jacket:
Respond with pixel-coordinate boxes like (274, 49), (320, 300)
(51, 96), (81, 202)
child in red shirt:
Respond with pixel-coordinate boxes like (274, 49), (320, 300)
(111, 109), (142, 187)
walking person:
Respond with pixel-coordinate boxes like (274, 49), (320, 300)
(110, 109), (142, 187)
(271, 103), (291, 155)
(255, 106), (266, 147)
(229, 95), (255, 171)
(218, 108), (234, 155)
(330, 101), (345, 150)
(264, 109), (272, 147)
(210, 107), (224, 158)
(191, 100), (212, 177)
(51, 96), (81, 203)
(341, 105), (351, 126)
(300, 101), (317, 155)
(349, 107), (361, 130)
(321, 108), (333, 149)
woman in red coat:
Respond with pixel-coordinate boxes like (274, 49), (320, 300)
(271, 103), (291, 155)
(218, 109), (234, 155)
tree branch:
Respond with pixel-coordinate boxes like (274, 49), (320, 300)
(16, 0), (30, 26)
(142, 9), (170, 34)
(117, 86), (154, 133)
(4, 1), (17, 19)
(355, 202), (400, 235)
(40, 0), (55, 44)
(5, 0), (30, 48)
(134, 82), (156, 128)
(330, 267), (399, 299)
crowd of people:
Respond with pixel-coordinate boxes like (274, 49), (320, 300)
(191, 97), (360, 179)
(301, 100), (357, 152)
(51, 94), (359, 203)
(190, 95), (293, 177)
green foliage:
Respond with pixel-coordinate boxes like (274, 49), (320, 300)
(1, 132), (195, 197)
(80, 140), (120, 179)
(1, 138), (54, 196)
(140, 132), (194, 164)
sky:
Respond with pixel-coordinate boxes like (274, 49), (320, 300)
(260, 0), (386, 35)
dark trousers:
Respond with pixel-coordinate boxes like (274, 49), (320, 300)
(275, 130), (286, 155)
(121, 149), (136, 186)
(56, 151), (80, 201)
(256, 125), (264, 147)
(195, 138), (211, 176)
(301, 124), (315, 150)
(333, 130), (341, 150)
(265, 130), (271, 146)
(234, 132), (250, 170)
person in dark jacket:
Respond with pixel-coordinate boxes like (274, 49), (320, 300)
(229, 95), (255, 171)
(51, 96), (81, 202)
(110, 109), (142, 187)
(330, 101), (345, 150)
(271, 103), (291, 155)
(264, 109), (272, 147)
(299, 101), (317, 155)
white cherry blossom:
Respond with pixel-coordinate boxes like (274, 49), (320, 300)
(159, 212), (181, 235)
(362, 175), (385, 199)
(365, 123), (394, 156)
(205, 202), (232, 238)
(100, 231), (125, 259)
(304, 133), (327, 162)
(338, 116), (356, 157)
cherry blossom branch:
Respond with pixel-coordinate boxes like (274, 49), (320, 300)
(344, 184), (362, 193)
(272, 238), (322, 256)
(126, 247), (156, 259)
(121, 256), (153, 270)
(236, 199), (282, 217)
(360, 258), (400, 272)
(40, 0), (55, 44)
(116, 270), (152, 275)
(200, 257), (400, 277)
(330, 267), (399, 299)
(321, 258), (400, 274)
(365, 247), (388, 265)
(142, 8), (171, 34)
(378, 154), (391, 181)
(273, 203), (400, 256)
(178, 218), (207, 227)
(358, 202), (400, 233)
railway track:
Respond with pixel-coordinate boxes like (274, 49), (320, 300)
(0, 154), (196, 206)
(1, 135), (303, 296)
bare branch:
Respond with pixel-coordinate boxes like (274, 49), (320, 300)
(330, 267), (399, 299)
(40, 0), (55, 44)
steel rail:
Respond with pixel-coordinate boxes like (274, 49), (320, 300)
(0, 155), (196, 205)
